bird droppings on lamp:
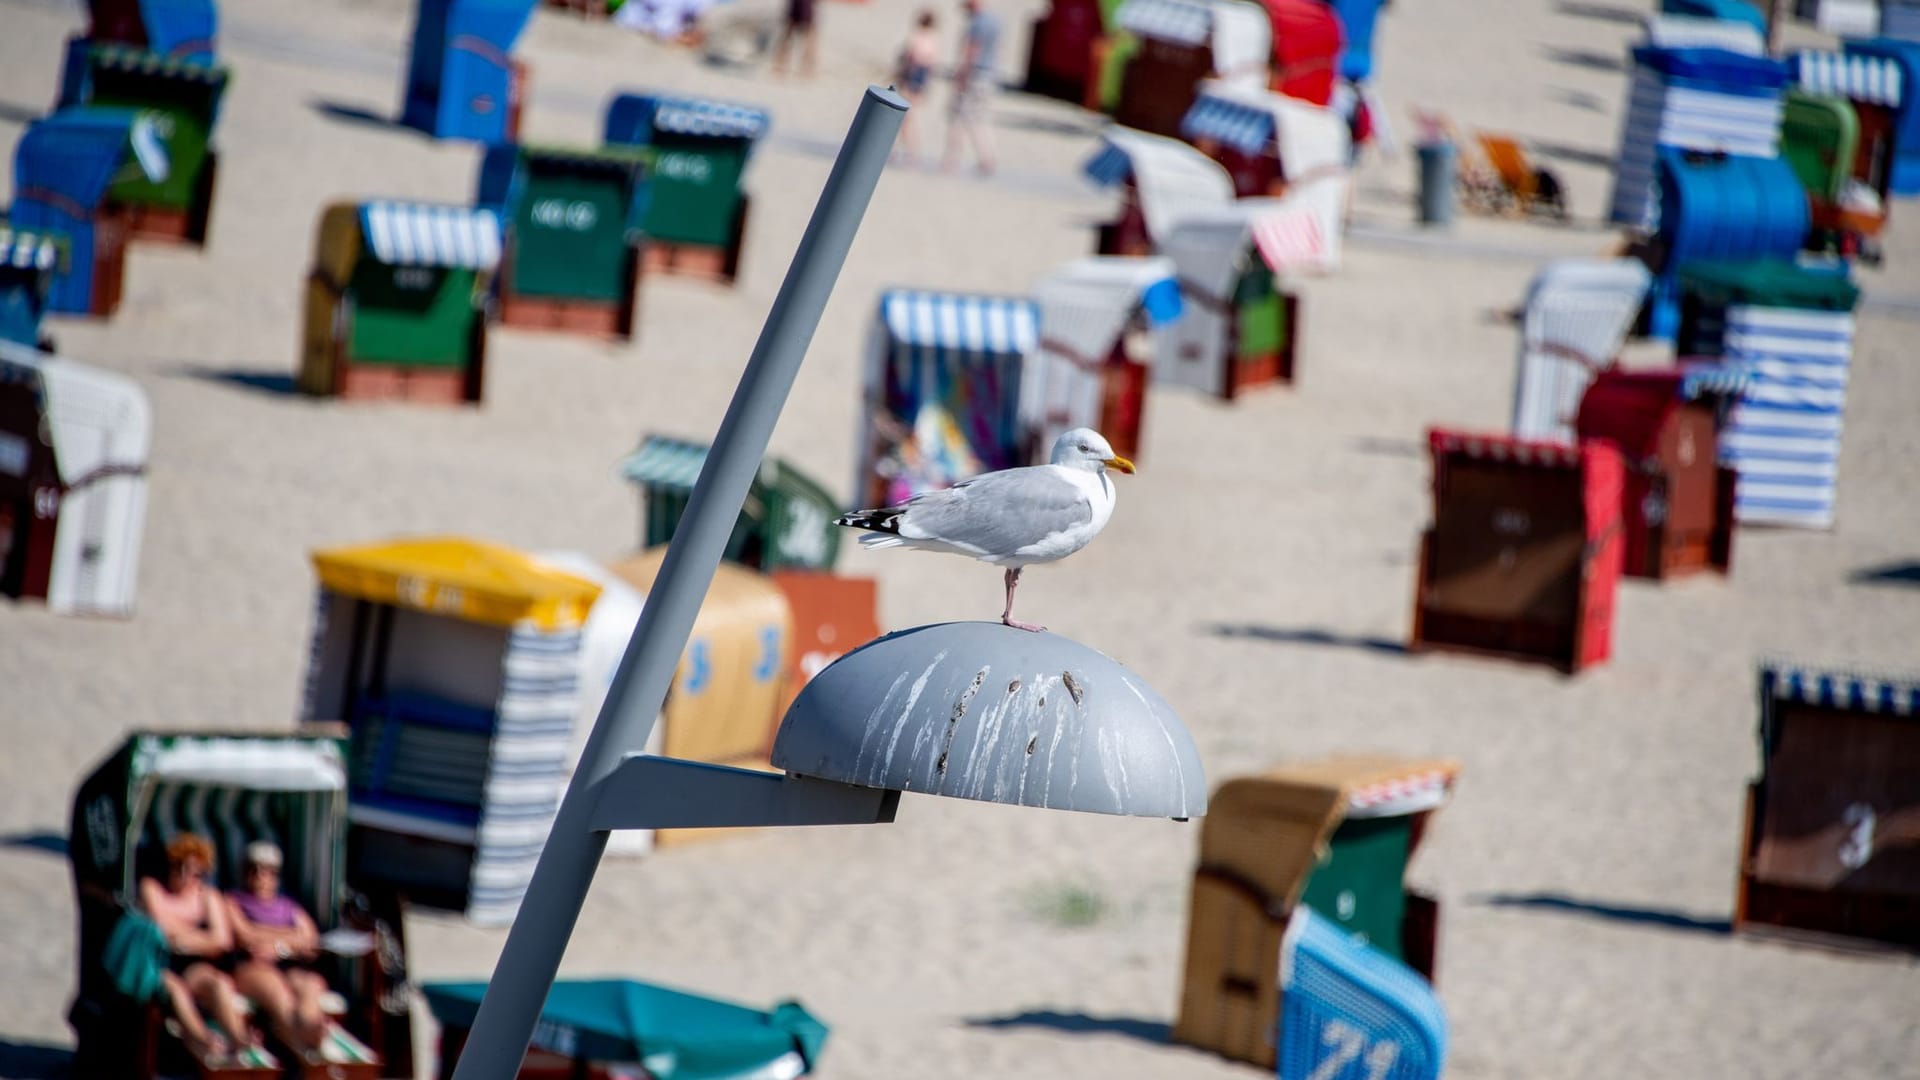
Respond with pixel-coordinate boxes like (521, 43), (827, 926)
(771, 621), (1207, 821)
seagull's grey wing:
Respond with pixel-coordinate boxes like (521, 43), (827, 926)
(897, 467), (1094, 555)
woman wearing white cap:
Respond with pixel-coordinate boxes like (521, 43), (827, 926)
(224, 841), (330, 1059)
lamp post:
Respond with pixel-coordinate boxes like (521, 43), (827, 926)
(447, 85), (1208, 1080)
(448, 85), (908, 1080)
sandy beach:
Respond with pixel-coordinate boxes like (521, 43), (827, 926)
(2, 0), (1918, 1075)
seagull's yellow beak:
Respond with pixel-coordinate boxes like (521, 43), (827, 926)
(1103, 456), (1136, 474)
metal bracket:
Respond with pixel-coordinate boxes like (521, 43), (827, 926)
(591, 754), (901, 832)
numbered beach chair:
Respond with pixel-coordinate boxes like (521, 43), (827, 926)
(478, 143), (651, 339)
(1024, 0), (1121, 104)
(1643, 148), (1810, 340)
(618, 434), (843, 571)
(1174, 756), (1457, 1071)
(1111, 0), (1271, 137)
(301, 536), (603, 925)
(1178, 79), (1350, 198)
(67, 731), (397, 1080)
(1839, 38), (1920, 197)
(401, 0), (534, 144)
(1735, 661), (1920, 950)
(1608, 47), (1792, 231)
(58, 44), (229, 246)
(300, 201), (502, 405)
(1262, 0), (1344, 106)
(1276, 906), (1448, 1080)
(1790, 48), (1906, 226)
(10, 107), (163, 317)
(1028, 255), (1185, 462)
(855, 289), (1040, 507)
(0, 226), (69, 349)
(1410, 430), (1625, 674)
(1155, 197), (1329, 399)
(0, 340), (151, 617)
(605, 549), (794, 849)
(1574, 364), (1742, 579)
(426, 979), (830, 1080)
(77, 0), (219, 60)
(1509, 258), (1652, 444)
(1676, 260), (1859, 529)
(604, 92), (768, 283)
(768, 570), (881, 722)
(1082, 126), (1236, 256)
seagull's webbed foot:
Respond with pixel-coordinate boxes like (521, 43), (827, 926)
(1001, 615), (1047, 633)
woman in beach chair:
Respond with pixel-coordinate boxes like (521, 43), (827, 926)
(225, 840), (334, 1061)
(137, 833), (261, 1064)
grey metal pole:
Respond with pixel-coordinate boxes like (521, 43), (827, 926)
(448, 85), (907, 1080)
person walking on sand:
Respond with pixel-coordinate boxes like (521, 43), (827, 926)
(893, 9), (940, 164)
(942, 0), (1000, 175)
(770, 0), (819, 77)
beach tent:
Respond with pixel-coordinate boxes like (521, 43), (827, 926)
(1111, 0), (1271, 137)
(426, 980), (830, 1080)
(66, 732), (394, 1080)
(10, 107), (164, 317)
(1153, 196), (1333, 399)
(1844, 38), (1920, 195)
(1645, 12), (1765, 52)
(80, 0), (218, 61)
(1276, 906), (1448, 1080)
(57, 44), (228, 246)
(1661, 0), (1768, 34)
(1410, 430), (1625, 674)
(604, 92), (768, 283)
(301, 536), (601, 926)
(401, 0), (534, 144)
(1028, 255), (1183, 461)
(1327, 0), (1382, 82)
(1574, 365), (1743, 579)
(618, 434), (843, 571)
(0, 341), (150, 617)
(1735, 660), (1920, 950)
(856, 289), (1041, 507)
(1173, 756), (1458, 1070)
(605, 550), (793, 849)
(0, 226), (68, 349)
(768, 570), (881, 721)
(1509, 258), (1652, 444)
(1024, 0), (1122, 104)
(300, 201), (502, 405)
(1263, 0), (1345, 106)
(1082, 126), (1236, 255)
(1792, 49), (1906, 203)
(1644, 148), (1809, 339)
(1676, 260), (1859, 529)
(1177, 78), (1350, 197)
(1608, 47), (1792, 231)
(478, 142), (650, 339)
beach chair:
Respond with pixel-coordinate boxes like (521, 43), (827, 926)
(1277, 907), (1448, 1080)
(1509, 258), (1651, 443)
(1475, 133), (1567, 220)
(604, 92), (769, 284)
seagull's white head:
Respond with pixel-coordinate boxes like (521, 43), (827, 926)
(1051, 428), (1135, 475)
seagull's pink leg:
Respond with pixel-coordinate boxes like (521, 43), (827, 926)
(1001, 568), (1045, 633)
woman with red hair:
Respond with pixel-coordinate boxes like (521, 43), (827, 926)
(139, 833), (257, 1062)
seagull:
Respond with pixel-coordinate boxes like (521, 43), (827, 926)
(835, 427), (1134, 632)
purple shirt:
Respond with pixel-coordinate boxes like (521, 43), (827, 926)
(230, 890), (301, 929)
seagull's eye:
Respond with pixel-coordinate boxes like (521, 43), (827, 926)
(1078, 443), (1090, 452)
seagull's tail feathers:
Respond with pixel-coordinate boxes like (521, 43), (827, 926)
(835, 507), (903, 535)
(856, 532), (908, 551)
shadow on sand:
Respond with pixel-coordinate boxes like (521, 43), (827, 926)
(0, 1038), (75, 1080)
(1205, 624), (1408, 657)
(1540, 45), (1626, 73)
(965, 1010), (1171, 1045)
(178, 366), (303, 397)
(0, 831), (68, 857)
(309, 99), (415, 136)
(1478, 892), (1732, 935)
(1849, 560), (1920, 588)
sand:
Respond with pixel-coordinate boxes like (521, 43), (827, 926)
(2, 0), (1918, 1075)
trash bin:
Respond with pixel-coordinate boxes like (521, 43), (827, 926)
(1417, 139), (1454, 226)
